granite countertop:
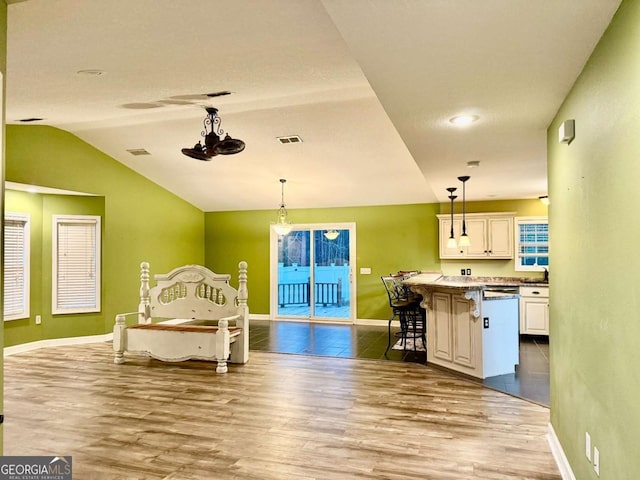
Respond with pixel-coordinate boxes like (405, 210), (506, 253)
(403, 272), (549, 290)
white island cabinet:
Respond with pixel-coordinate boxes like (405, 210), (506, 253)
(406, 275), (520, 380)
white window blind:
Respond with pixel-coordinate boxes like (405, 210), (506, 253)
(3, 213), (30, 320)
(53, 215), (101, 314)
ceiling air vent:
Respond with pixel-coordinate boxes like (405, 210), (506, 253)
(206, 91), (232, 98)
(277, 135), (303, 144)
(126, 148), (151, 156)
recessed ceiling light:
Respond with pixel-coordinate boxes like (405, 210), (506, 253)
(449, 114), (479, 126)
(77, 69), (105, 76)
(467, 160), (480, 168)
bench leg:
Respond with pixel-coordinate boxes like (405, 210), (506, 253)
(113, 314), (127, 364)
(215, 318), (230, 373)
(216, 358), (228, 374)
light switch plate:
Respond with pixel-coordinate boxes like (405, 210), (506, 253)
(359, 267), (371, 275)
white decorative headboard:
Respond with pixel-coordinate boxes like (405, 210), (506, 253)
(138, 262), (247, 322)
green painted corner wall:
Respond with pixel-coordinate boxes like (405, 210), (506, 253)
(4, 191), (107, 345)
(205, 204), (441, 320)
(4, 125), (205, 346)
(548, 1), (639, 478)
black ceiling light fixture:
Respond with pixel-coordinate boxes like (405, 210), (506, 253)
(458, 175), (471, 247)
(446, 187), (457, 248)
(181, 107), (245, 161)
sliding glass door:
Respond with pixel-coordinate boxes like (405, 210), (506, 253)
(271, 223), (355, 322)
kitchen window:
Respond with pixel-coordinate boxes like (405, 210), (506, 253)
(52, 215), (101, 314)
(3, 213), (30, 321)
(515, 217), (549, 272)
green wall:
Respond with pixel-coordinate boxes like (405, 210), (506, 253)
(205, 204), (441, 320)
(548, 1), (638, 478)
(205, 200), (544, 321)
(4, 125), (205, 346)
(4, 190), (107, 345)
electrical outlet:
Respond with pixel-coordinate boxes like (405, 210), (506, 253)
(585, 432), (591, 462)
(460, 269), (466, 275)
(35, 315), (42, 325)
(483, 317), (489, 328)
(593, 446), (600, 476)
(466, 268), (471, 275)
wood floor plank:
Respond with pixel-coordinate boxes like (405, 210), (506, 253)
(3, 343), (560, 479)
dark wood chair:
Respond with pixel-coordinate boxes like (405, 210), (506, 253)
(381, 275), (426, 356)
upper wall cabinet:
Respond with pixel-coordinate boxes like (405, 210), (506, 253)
(437, 212), (515, 259)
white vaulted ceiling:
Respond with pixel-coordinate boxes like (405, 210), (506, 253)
(5, 0), (621, 211)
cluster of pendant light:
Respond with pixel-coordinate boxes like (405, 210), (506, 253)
(446, 176), (471, 249)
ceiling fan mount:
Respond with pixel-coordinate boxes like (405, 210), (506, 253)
(181, 106), (245, 160)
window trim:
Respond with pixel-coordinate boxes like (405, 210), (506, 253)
(3, 212), (31, 321)
(514, 216), (549, 272)
(52, 214), (102, 315)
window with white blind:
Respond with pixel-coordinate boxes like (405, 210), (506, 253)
(515, 216), (549, 272)
(3, 213), (30, 321)
(52, 215), (101, 314)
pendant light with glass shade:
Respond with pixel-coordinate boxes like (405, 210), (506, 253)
(324, 229), (340, 240)
(273, 178), (292, 236)
(457, 175), (471, 247)
(446, 187), (458, 248)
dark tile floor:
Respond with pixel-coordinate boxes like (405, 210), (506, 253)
(249, 320), (549, 406)
(483, 335), (550, 406)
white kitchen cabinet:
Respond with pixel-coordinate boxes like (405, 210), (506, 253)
(519, 286), (549, 335)
(432, 292), (454, 361)
(437, 212), (515, 259)
(430, 290), (480, 377)
(427, 288), (519, 379)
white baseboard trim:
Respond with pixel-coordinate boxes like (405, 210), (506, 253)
(355, 318), (396, 327)
(547, 423), (576, 480)
(4, 333), (114, 357)
(249, 314), (271, 321)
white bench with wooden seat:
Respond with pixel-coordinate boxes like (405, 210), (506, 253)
(113, 261), (248, 373)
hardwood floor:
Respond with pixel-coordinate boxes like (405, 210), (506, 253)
(3, 342), (560, 479)
(250, 320), (549, 405)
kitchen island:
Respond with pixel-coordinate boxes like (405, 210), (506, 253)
(403, 273), (534, 379)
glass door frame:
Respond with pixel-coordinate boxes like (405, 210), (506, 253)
(269, 222), (356, 323)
